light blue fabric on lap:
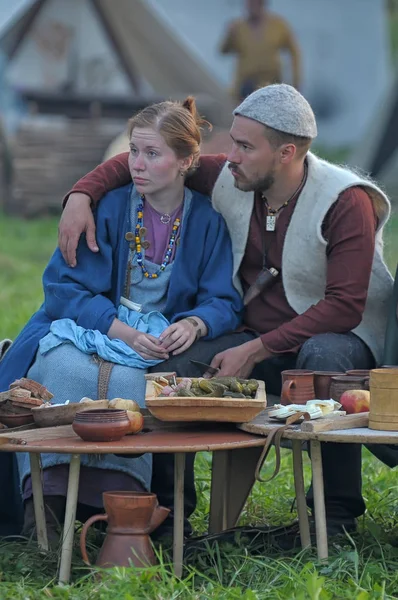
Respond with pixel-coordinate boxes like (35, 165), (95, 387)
(39, 305), (170, 368)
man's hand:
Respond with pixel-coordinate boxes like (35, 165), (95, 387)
(207, 338), (271, 378)
(159, 319), (199, 356)
(58, 193), (99, 267)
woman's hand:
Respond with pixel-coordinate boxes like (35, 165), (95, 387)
(108, 318), (169, 361)
(128, 331), (170, 361)
(159, 318), (206, 356)
(58, 193), (99, 267)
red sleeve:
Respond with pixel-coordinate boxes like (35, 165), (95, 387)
(63, 152), (131, 207)
(260, 187), (378, 354)
(63, 153), (226, 207)
(187, 154), (227, 195)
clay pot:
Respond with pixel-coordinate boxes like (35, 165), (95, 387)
(345, 370), (370, 390)
(72, 409), (131, 442)
(281, 370), (315, 405)
(329, 375), (368, 403)
(346, 369), (370, 377)
(80, 491), (170, 568)
(313, 371), (342, 400)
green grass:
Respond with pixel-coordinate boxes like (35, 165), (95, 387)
(0, 210), (397, 599)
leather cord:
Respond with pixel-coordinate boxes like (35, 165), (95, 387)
(254, 412), (309, 483)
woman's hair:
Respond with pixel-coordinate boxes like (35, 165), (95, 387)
(127, 96), (211, 175)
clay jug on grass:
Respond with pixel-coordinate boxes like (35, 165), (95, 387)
(80, 491), (170, 568)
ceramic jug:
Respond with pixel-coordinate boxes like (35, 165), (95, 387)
(80, 491), (170, 568)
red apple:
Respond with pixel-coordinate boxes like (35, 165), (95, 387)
(126, 410), (144, 434)
(339, 389), (370, 414)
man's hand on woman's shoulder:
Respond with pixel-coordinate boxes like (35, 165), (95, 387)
(58, 193), (98, 267)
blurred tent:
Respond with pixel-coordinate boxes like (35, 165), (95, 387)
(0, 0), (232, 123)
(350, 75), (398, 201)
(0, 0), (234, 216)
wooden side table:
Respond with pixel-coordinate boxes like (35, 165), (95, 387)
(240, 411), (398, 561)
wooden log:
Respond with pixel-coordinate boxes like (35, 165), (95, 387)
(301, 412), (369, 432)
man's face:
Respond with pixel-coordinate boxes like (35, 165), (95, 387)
(227, 116), (278, 193)
(246, 0), (265, 19)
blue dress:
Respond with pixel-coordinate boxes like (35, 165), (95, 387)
(17, 188), (192, 495)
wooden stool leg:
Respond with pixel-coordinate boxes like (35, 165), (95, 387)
(310, 440), (328, 561)
(209, 450), (229, 534)
(59, 454), (81, 585)
(224, 446), (264, 529)
(292, 440), (311, 549)
(29, 453), (48, 551)
(173, 452), (185, 578)
(209, 446), (264, 533)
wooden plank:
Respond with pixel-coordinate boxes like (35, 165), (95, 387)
(301, 412), (369, 433)
(1, 424), (76, 443)
(239, 411), (398, 443)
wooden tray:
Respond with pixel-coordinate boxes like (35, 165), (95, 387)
(145, 377), (267, 423)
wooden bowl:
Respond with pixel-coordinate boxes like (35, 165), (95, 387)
(145, 378), (266, 423)
(31, 400), (109, 428)
(0, 412), (34, 428)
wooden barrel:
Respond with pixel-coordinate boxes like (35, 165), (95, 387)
(369, 368), (398, 430)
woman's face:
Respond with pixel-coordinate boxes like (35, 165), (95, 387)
(128, 126), (188, 196)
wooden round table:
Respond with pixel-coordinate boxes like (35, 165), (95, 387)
(0, 424), (266, 583)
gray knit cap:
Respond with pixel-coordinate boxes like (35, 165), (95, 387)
(234, 84), (317, 139)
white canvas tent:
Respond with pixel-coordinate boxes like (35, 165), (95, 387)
(0, 0), (233, 123)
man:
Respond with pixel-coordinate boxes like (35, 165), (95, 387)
(220, 0), (301, 101)
(58, 84), (393, 544)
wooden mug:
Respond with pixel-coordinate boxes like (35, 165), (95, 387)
(281, 370), (315, 405)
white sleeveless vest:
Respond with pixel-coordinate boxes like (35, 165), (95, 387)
(212, 152), (393, 364)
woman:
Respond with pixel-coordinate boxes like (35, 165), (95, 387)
(0, 97), (242, 543)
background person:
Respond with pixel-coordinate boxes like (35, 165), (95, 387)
(220, 0), (301, 101)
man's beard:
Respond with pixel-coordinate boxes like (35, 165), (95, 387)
(229, 164), (275, 193)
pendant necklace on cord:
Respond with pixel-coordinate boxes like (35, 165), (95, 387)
(160, 213), (171, 224)
(262, 162), (307, 232)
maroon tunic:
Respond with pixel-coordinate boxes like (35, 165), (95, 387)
(65, 153), (377, 355)
(240, 187), (377, 353)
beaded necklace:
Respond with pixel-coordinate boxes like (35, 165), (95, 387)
(135, 195), (181, 279)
